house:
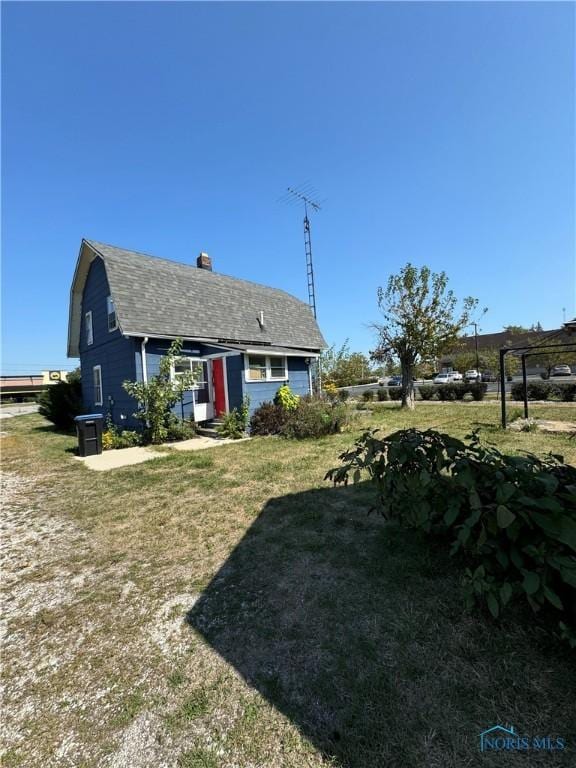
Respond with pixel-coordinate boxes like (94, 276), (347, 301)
(67, 239), (326, 427)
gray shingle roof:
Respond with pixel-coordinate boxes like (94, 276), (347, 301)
(68, 239), (326, 356)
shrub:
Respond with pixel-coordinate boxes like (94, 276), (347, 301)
(326, 428), (576, 646)
(337, 389), (350, 402)
(102, 418), (143, 449)
(123, 339), (200, 443)
(527, 381), (552, 401)
(249, 402), (288, 435)
(281, 399), (349, 439)
(217, 396), (250, 439)
(362, 390), (374, 402)
(274, 384), (300, 411)
(388, 386), (402, 401)
(418, 385), (438, 401)
(38, 378), (83, 431)
(467, 382), (488, 401)
(166, 419), (196, 442)
(554, 383), (576, 402)
(377, 387), (389, 402)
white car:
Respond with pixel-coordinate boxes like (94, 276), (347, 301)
(465, 369), (480, 382)
(434, 372), (459, 384)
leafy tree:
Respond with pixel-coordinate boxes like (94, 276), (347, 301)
(320, 341), (374, 387)
(38, 370), (83, 431)
(123, 338), (199, 443)
(372, 264), (481, 409)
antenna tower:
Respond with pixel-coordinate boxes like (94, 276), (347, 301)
(280, 184), (322, 319)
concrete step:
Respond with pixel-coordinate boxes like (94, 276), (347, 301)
(197, 426), (222, 439)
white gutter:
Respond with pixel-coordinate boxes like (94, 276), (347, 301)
(141, 337), (148, 384)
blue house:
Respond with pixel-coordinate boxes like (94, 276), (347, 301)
(67, 240), (326, 428)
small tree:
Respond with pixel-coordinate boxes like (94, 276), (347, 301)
(320, 341), (374, 387)
(123, 339), (198, 443)
(372, 264), (481, 409)
(38, 367), (83, 431)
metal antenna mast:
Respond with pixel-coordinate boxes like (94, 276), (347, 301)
(283, 186), (322, 319)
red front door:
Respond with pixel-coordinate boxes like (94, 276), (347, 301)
(212, 358), (226, 417)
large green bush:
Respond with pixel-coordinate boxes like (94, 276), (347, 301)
(388, 386), (403, 401)
(250, 397), (349, 439)
(377, 387), (389, 402)
(38, 375), (83, 431)
(249, 402), (288, 435)
(512, 381), (576, 403)
(326, 428), (576, 646)
(418, 385), (438, 401)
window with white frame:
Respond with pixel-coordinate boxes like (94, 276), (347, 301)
(93, 365), (103, 406)
(85, 311), (93, 346)
(246, 355), (288, 382)
(173, 357), (206, 388)
(106, 295), (117, 332)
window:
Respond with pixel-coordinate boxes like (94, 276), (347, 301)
(93, 365), (103, 406)
(247, 355), (267, 381)
(85, 311), (93, 346)
(107, 295), (117, 332)
(245, 355), (287, 382)
(173, 357), (207, 388)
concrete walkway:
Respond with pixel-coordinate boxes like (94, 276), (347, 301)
(74, 435), (249, 471)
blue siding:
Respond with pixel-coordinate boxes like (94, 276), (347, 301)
(139, 339), (205, 421)
(243, 355), (311, 418)
(80, 258), (138, 426)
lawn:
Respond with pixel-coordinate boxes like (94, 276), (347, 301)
(1, 403), (575, 768)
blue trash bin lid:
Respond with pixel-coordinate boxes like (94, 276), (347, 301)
(74, 414), (104, 421)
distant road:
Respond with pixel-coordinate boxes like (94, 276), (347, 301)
(0, 403), (39, 419)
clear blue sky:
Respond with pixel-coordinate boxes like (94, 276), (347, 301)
(2, 1), (574, 373)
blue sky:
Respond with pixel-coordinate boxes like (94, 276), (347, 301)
(2, 1), (574, 373)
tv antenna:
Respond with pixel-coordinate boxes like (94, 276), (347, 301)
(279, 184), (323, 319)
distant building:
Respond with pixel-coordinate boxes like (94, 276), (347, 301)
(0, 371), (69, 400)
(441, 327), (573, 374)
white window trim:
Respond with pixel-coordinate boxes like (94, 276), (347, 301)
(170, 356), (206, 390)
(85, 311), (93, 346)
(93, 365), (103, 406)
(244, 354), (288, 383)
(107, 295), (118, 332)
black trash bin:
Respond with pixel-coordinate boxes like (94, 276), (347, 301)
(74, 414), (104, 456)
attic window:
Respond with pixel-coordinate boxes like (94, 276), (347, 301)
(85, 311), (93, 346)
(107, 296), (117, 332)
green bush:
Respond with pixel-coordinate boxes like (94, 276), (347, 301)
(554, 383), (576, 402)
(326, 428), (576, 646)
(281, 398), (350, 439)
(362, 390), (374, 402)
(337, 389), (350, 402)
(418, 385), (438, 401)
(511, 381), (576, 402)
(217, 396), (250, 439)
(274, 384), (300, 411)
(468, 382), (488, 401)
(166, 419), (197, 442)
(38, 378), (83, 431)
(249, 402), (288, 435)
(388, 386), (402, 401)
(437, 383), (468, 401)
(377, 387), (389, 402)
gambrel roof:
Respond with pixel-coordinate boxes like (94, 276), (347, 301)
(68, 239), (326, 357)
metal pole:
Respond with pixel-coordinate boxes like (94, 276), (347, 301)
(474, 323), (479, 370)
(500, 349), (507, 428)
(521, 354), (528, 420)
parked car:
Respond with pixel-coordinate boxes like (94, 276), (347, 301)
(551, 364), (572, 377)
(387, 375), (402, 387)
(465, 369), (480, 382)
(434, 372), (460, 384)
(481, 370), (497, 382)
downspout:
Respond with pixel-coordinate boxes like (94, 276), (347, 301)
(141, 337), (148, 384)
(141, 337), (149, 428)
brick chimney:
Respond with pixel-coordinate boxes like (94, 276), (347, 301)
(197, 252), (212, 271)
